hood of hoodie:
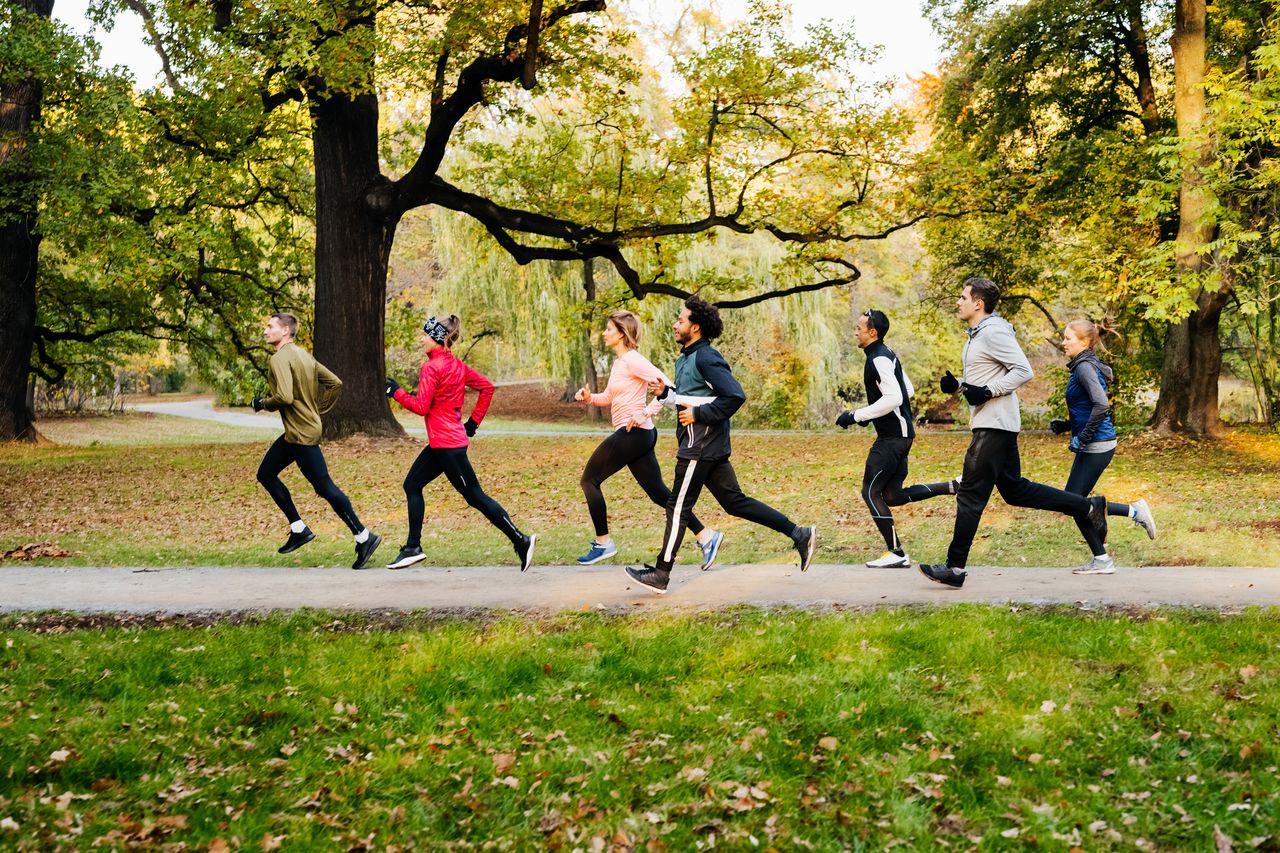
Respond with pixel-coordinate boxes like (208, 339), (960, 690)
(1068, 348), (1113, 383)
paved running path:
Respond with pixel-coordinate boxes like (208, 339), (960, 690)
(2, 565), (1275, 614)
(129, 398), (608, 437)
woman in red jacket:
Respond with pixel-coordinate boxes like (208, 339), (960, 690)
(385, 315), (536, 571)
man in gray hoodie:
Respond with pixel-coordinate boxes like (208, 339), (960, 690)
(919, 278), (1108, 588)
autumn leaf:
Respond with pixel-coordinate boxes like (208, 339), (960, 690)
(493, 753), (517, 774)
(1214, 824), (1234, 853)
(1238, 665), (1259, 682)
(817, 736), (839, 751)
(260, 832), (285, 851)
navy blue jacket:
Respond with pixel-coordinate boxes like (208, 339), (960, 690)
(1065, 350), (1117, 444)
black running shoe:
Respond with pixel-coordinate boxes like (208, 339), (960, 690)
(625, 564), (670, 593)
(918, 563), (967, 588)
(515, 533), (537, 572)
(792, 525), (817, 572)
(1088, 495), (1109, 544)
(278, 527), (315, 554)
(387, 545), (426, 570)
(352, 532), (382, 570)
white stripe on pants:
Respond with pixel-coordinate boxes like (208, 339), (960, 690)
(662, 459), (699, 563)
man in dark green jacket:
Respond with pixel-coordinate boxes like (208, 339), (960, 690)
(625, 297), (816, 593)
(252, 312), (381, 569)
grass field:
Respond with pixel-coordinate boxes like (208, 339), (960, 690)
(4, 414), (1280, 568)
(1, 607), (1277, 849)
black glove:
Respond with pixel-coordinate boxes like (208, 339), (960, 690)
(835, 410), (859, 429)
(1069, 435), (1084, 453)
(1049, 418), (1071, 435)
(961, 383), (993, 406)
(385, 377), (400, 398)
(251, 395), (264, 412)
(939, 370), (959, 394)
(464, 417), (478, 437)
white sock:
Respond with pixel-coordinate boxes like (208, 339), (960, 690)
(354, 529), (370, 544)
(1128, 506), (1137, 519)
(290, 520), (306, 534)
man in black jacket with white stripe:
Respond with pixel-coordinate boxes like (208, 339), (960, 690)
(837, 310), (958, 568)
(625, 297), (817, 593)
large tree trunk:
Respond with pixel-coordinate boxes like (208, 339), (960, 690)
(1151, 320), (1191, 433)
(310, 90), (403, 440)
(0, 0), (52, 443)
(580, 258), (600, 422)
(1153, 0), (1222, 438)
(1186, 289), (1230, 438)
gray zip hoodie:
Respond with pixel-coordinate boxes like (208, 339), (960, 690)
(962, 314), (1032, 432)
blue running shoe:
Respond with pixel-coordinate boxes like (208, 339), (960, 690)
(576, 539), (617, 565)
(698, 529), (724, 571)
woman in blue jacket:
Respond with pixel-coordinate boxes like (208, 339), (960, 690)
(1051, 319), (1157, 574)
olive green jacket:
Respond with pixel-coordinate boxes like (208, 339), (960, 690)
(262, 342), (342, 445)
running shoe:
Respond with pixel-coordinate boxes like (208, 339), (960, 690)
(793, 525), (817, 572)
(576, 540), (617, 565)
(866, 550), (911, 568)
(352, 532), (382, 570)
(1130, 499), (1157, 540)
(698, 529), (724, 571)
(1072, 554), (1116, 575)
(625, 564), (670, 593)
(387, 545), (427, 570)
(515, 533), (537, 572)
(278, 527), (315, 554)
(1088, 495), (1109, 544)
(918, 563), (967, 588)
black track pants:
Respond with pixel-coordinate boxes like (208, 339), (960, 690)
(655, 456), (796, 572)
(580, 427), (703, 538)
(257, 436), (363, 534)
(862, 436), (955, 552)
(946, 429), (1092, 568)
(403, 446), (523, 547)
(1063, 448), (1130, 555)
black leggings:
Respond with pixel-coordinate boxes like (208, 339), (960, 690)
(655, 456), (795, 572)
(403, 446), (522, 548)
(1063, 448), (1131, 555)
(581, 427), (703, 538)
(257, 436), (363, 534)
(862, 436), (955, 552)
(947, 429), (1092, 568)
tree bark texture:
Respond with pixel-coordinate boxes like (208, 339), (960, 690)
(310, 90), (403, 439)
(1153, 0), (1222, 438)
(0, 0), (53, 442)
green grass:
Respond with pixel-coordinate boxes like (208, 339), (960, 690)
(1, 607), (1277, 849)
(3, 415), (1280, 567)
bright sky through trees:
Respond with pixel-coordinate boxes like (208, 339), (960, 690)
(52, 0), (942, 92)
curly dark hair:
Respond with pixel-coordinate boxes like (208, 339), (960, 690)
(685, 296), (723, 340)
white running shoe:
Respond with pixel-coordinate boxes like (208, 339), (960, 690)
(1072, 554), (1116, 575)
(1130, 499), (1157, 540)
(866, 551), (911, 568)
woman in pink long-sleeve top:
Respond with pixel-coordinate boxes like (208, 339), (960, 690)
(573, 311), (723, 568)
(385, 314), (536, 572)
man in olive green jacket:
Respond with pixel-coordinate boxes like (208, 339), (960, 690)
(252, 313), (381, 569)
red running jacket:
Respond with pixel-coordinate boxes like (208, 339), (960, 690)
(393, 347), (494, 448)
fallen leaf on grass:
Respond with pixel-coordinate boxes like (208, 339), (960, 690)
(817, 736), (839, 751)
(1214, 824), (1234, 853)
(1238, 665), (1259, 682)
(2, 542), (71, 560)
(493, 753), (516, 773)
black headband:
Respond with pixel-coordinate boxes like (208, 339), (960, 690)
(423, 316), (449, 344)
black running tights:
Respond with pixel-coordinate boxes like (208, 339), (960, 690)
(257, 436), (363, 534)
(403, 445), (522, 548)
(580, 427), (703, 538)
